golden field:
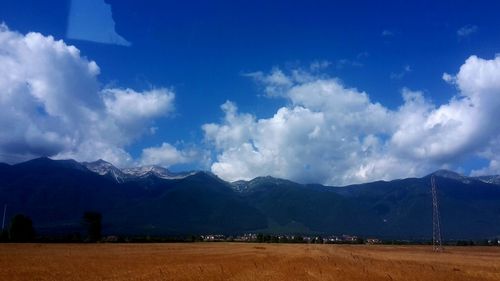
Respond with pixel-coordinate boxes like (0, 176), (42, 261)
(0, 243), (499, 281)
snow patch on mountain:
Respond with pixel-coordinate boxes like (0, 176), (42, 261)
(122, 166), (196, 179)
(83, 159), (127, 183)
(83, 159), (196, 182)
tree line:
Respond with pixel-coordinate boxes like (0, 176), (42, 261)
(1, 212), (499, 246)
(0, 211), (102, 243)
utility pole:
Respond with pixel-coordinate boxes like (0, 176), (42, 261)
(431, 176), (443, 252)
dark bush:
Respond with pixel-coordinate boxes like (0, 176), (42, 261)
(9, 214), (35, 242)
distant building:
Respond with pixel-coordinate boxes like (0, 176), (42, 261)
(366, 238), (381, 244)
(201, 234), (226, 241)
(342, 235), (358, 242)
(234, 233), (257, 242)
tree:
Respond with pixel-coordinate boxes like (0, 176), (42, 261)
(264, 234), (272, 243)
(83, 212), (102, 242)
(0, 229), (8, 242)
(293, 235), (304, 243)
(9, 214), (35, 242)
(257, 233), (264, 243)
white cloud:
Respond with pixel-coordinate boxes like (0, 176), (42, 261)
(204, 55), (500, 185)
(393, 56), (500, 174)
(204, 74), (394, 185)
(0, 24), (184, 167)
(470, 135), (500, 176)
(103, 88), (175, 137)
(4, 24), (500, 184)
(457, 25), (478, 38)
(139, 142), (203, 167)
(442, 72), (455, 83)
(244, 68), (294, 97)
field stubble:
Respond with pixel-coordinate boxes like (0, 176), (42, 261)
(0, 243), (499, 281)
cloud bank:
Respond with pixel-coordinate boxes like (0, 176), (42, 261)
(0, 24), (186, 167)
(3, 24), (500, 185)
(204, 56), (500, 185)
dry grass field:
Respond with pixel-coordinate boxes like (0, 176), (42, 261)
(0, 243), (499, 281)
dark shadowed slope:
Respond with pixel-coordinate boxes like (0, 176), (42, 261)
(1, 158), (500, 239)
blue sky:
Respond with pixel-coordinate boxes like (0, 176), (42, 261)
(1, 0), (500, 185)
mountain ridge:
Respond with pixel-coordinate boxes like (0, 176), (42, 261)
(3, 157), (500, 188)
(1, 157), (500, 239)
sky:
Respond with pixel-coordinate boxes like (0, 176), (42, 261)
(1, 0), (500, 185)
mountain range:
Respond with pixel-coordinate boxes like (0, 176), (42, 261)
(1, 157), (499, 240)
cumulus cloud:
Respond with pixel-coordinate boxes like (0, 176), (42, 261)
(0, 24), (185, 167)
(204, 72), (394, 184)
(393, 56), (500, 176)
(103, 88), (175, 137)
(204, 55), (500, 185)
(138, 142), (204, 167)
(4, 24), (500, 184)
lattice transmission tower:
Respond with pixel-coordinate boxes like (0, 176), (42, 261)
(431, 175), (443, 252)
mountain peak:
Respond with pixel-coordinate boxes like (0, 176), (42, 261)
(82, 159), (125, 182)
(23, 156), (52, 163)
(473, 174), (500, 185)
(4, 157), (500, 239)
(230, 175), (298, 191)
(122, 165), (169, 178)
(431, 169), (464, 180)
(94, 159), (111, 164)
(18, 157), (88, 171)
(122, 165), (197, 180)
(83, 159), (118, 170)
(250, 175), (295, 185)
